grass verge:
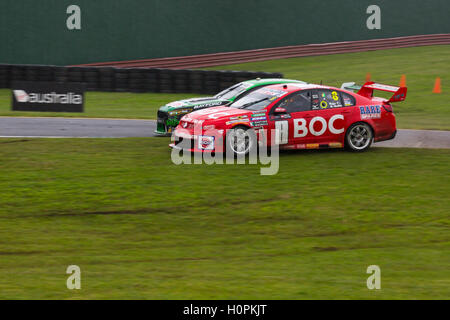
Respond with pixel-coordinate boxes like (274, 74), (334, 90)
(0, 138), (448, 299)
(0, 91), (203, 119)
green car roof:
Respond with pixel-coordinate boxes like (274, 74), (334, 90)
(216, 78), (307, 102)
(241, 78), (306, 87)
(233, 78), (306, 99)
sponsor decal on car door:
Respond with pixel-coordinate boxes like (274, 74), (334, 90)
(307, 89), (347, 143)
(270, 89), (347, 146)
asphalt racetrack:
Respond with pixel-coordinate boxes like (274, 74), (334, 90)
(0, 117), (156, 138)
(0, 117), (449, 149)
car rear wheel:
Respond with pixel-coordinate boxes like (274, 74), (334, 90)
(345, 122), (373, 152)
(226, 126), (256, 156)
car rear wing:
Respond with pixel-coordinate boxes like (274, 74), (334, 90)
(340, 82), (362, 92)
(356, 81), (407, 103)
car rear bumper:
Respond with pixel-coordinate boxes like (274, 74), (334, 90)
(375, 129), (397, 143)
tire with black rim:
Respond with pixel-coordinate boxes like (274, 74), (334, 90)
(345, 122), (373, 152)
(226, 126), (257, 157)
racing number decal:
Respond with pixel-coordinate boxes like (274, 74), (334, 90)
(332, 91), (339, 101)
(293, 115), (344, 138)
(275, 120), (289, 144)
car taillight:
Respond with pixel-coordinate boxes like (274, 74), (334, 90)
(383, 104), (393, 112)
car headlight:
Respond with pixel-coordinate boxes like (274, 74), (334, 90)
(169, 109), (191, 116)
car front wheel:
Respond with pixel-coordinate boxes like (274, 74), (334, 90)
(345, 122), (373, 152)
(225, 126), (256, 156)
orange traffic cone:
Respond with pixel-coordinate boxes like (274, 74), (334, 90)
(399, 74), (406, 87)
(365, 73), (371, 82)
(433, 77), (441, 94)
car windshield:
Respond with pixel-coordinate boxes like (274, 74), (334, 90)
(215, 83), (251, 100)
(229, 87), (286, 110)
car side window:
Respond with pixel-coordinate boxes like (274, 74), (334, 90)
(312, 90), (343, 110)
(277, 90), (311, 113)
(341, 92), (356, 106)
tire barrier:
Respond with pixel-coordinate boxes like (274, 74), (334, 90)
(0, 65), (283, 94)
(73, 34), (450, 69)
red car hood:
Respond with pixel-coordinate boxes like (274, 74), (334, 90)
(184, 106), (252, 122)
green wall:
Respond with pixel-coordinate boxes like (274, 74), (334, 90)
(0, 0), (449, 65)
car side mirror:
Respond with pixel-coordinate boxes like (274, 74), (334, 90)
(274, 107), (287, 114)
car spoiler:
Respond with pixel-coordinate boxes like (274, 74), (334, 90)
(340, 82), (362, 92)
(356, 81), (407, 103)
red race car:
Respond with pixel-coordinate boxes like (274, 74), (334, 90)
(170, 81), (407, 155)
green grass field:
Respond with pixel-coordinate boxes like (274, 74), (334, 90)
(0, 138), (448, 299)
(0, 45), (449, 129)
(0, 91), (202, 120)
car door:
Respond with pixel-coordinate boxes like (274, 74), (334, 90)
(268, 90), (313, 147)
(308, 89), (349, 145)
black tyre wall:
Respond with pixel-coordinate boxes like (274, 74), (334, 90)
(0, 64), (283, 94)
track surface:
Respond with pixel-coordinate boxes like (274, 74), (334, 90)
(0, 117), (449, 148)
(0, 117), (156, 138)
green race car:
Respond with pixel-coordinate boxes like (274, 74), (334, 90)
(155, 78), (306, 135)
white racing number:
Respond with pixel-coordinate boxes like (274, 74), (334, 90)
(275, 120), (289, 144)
(276, 115), (344, 144)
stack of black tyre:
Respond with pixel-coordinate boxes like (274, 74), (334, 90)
(9, 65), (28, 83)
(173, 70), (189, 93)
(158, 69), (175, 93)
(67, 67), (83, 84)
(147, 69), (159, 92)
(188, 70), (207, 94)
(0, 64), (283, 94)
(128, 69), (149, 93)
(204, 71), (221, 94)
(83, 68), (100, 91)
(218, 70), (237, 91)
(98, 67), (115, 92)
(0, 64), (10, 88)
(114, 68), (129, 92)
